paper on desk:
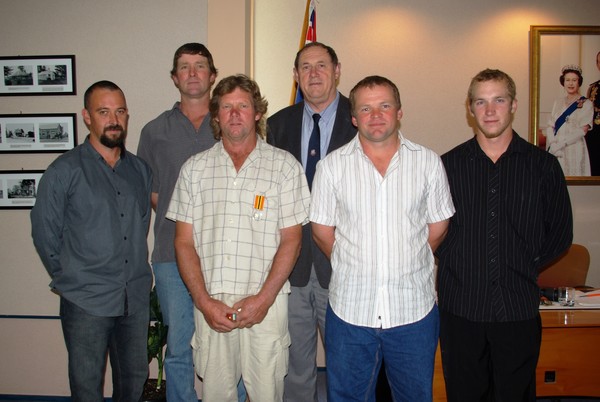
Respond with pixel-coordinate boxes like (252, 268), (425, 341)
(576, 289), (600, 307)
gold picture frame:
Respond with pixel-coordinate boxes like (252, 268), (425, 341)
(529, 25), (600, 185)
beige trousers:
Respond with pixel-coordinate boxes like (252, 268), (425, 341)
(192, 293), (290, 402)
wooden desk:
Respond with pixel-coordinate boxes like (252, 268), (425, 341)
(536, 309), (600, 397)
(433, 309), (600, 401)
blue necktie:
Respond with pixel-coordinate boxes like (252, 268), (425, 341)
(306, 113), (321, 189)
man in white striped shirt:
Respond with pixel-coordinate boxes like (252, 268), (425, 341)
(310, 75), (455, 401)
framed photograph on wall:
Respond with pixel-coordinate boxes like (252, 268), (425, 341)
(0, 170), (44, 209)
(0, 114), (77, 153)
(529, 25), (600, 184)
(0, 55), (76, 96)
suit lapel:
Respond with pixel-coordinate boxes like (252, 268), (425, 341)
(288, 103), (304, 161)
(327, 96), (356, 154)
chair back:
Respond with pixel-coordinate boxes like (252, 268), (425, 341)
(538, 244), (590, 288)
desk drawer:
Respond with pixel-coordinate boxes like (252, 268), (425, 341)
(536, 327), (600, 397)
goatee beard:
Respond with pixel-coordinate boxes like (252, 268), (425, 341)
(100, 125), (126, 148)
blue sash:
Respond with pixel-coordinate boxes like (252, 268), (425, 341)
(554, 96), (586, 136)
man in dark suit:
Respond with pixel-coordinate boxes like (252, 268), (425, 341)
(586, 51), (600, 175)
(267, 42), (356, 402)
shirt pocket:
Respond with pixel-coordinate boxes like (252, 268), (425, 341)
(240, 187), (279, 226)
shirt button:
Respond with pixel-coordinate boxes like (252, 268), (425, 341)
(490, 258), (496, 263)
(490, 211), (496, 217)
(124, 236), (127, 240)
(491, 188), (497, 194)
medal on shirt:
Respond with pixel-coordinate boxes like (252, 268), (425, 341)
(252, 193), (265, 221)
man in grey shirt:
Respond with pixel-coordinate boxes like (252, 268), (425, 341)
(31, 80), (153, 402)
(138, 43), (248, 402)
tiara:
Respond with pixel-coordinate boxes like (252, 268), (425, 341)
(562, 64), (582, 74)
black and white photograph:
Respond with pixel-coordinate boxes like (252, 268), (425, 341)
(37, 64), (68, 85)
(0, 171), (44, 209)
(0, 55), (75, 95)
(529, 25), (600, 184)
(3, 65), (34, 86)
(39, 122), (69, 143)
(7, 178), (36, 199)
(5, 123), (35, 143)
(0, 114), (76, 153)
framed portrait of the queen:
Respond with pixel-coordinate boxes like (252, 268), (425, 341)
(530, 25), (600, 184)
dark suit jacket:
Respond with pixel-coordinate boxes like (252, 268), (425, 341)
(267, 94), (356, 288)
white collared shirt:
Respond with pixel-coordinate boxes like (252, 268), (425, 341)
(310, 132), (455, 328)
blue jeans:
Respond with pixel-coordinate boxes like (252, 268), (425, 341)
(60, 297), (148, 402)
(154, 262), (247, 402)
(153, 262), (198, 402)
(325, 304), (439, 402)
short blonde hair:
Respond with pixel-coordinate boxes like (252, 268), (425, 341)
(468, 69), (516, 105)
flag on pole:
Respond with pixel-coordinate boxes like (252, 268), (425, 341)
(291, 0), (317, 104)
(304, 0), (317, 44)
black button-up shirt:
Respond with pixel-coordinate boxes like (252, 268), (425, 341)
(31, 137), (153, 317)
(437, 132), (573, 322)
